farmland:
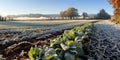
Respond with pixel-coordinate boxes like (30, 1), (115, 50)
(0, 20), (98, 37)
(0, 20), (120, 60)
(0, 20), (98, 59)
(0, 0), (119, 60)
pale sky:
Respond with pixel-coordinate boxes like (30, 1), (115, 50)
(0, 0), (113, 16)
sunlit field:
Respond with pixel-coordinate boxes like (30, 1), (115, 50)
(0, 0), (120, 60)
(0, 20), (98, 59)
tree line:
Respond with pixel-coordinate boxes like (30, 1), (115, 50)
(59, 7), (111, 20)
(0, 8), (111, 21)
(0, 16), (7, 21)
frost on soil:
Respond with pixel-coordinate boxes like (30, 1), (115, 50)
(89, 20), (120, 60)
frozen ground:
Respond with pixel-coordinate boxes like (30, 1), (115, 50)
(0, 20), (98, 59)
(0, 20), (97, 32)
(0, 20), (97, 49)
(89, 20), (120, 60)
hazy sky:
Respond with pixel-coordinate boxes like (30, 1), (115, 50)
(0, 0), (113, 16)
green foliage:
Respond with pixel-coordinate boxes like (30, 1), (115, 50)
(63, 30), (76, 40)
(28, 47), (45, 60)
(28, 23), (93, 60)
(64, 52), (75, 60)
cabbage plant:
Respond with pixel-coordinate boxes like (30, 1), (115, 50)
(28, 23), (93, 60)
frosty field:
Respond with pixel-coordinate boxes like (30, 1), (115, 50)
(0, 20), (98, 59)
(0, 20), (97, 33)
(1, 20), (120, 60)
(0, 20), (97, 48)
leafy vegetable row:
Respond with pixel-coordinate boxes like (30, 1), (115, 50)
(28, 23), (93, 60)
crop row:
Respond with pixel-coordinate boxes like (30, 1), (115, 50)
(28, 23), (93, 60)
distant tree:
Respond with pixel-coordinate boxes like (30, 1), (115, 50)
(95, 9), (111, 19)
(1, 17), (3, 21)
(82, 12), (88, 19)
(60, 7), (79, 19)
(60, 11), (66, 19)
(0, 16), (4, 21)
(65, 7), (79, 19)
(0, 16), (1, 21)
(4, 17), (6, 21)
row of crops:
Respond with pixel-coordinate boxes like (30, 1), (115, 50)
(28, 23), (93, 60)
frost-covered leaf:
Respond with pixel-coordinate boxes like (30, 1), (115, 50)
(45, 48), (56, 56)
(64, 52), (75, 60)
(76, 47), (84, 56)
(60, 43), (69, 51)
